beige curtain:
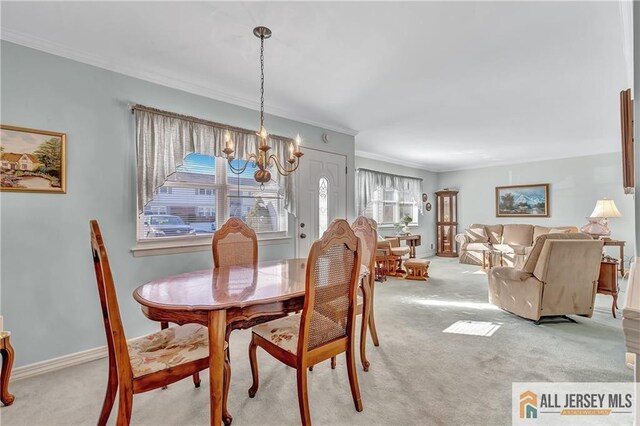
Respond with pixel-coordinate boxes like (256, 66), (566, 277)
(356, 168), (423, 216)
(134, 105), (297, 216)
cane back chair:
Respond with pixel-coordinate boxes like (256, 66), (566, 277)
(247, 219), (363, 424)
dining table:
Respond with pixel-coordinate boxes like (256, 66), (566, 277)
(133, 258), (309, 426)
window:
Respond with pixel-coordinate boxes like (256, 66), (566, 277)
(137, 154), (288, 241)
(318, 177), (329, 236)
(226, 160), (287, 235)
(364, 187), (419, 227)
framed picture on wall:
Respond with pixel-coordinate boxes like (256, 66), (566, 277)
(495, 184), (549, 217)
(0, 125), (66, 193)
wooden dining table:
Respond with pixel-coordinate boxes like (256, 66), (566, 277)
(133, 258), (308, 426)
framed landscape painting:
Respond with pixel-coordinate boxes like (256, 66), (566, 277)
(0, 125), (66, 193)
(495, 184), (549, 217)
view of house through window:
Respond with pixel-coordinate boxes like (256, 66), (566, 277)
(363, 187), (419, 227)
(138, 154), (287, 241)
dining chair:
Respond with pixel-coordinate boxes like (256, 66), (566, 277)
(212, 217), (258, 267)
(322, 216), (380, 371)
(247, 219), (363, 425)
(90, 220), (230, 425)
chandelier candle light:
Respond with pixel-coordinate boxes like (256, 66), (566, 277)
(223, 26), (303, 188)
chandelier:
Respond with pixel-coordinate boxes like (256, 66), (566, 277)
(223, 26), (303, 188)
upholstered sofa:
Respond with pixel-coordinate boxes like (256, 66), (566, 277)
(455, 224), (579, 267)
(487, 233), (603, 322)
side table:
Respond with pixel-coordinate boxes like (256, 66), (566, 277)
(0, 331), (15, 406)
(597, 260), (619, 318)
(602, 239), (625, 277)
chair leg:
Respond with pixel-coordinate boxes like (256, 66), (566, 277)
(359, 279), (371, 372)
(116, 384), (133, 425)
(368, 279), (380, 347)
(248, 335), (259, 398)
(296, 367), (312, 425)
(97, 357), (117, 425)
(223, 356), (232, 426)
(193, 372), (201, 388)
(0, 340), (15, 407)
(346, 343), (363, 412)
(331, 357), (337, 369)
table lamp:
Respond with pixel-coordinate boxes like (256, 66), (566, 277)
(580, 198), (622, 237)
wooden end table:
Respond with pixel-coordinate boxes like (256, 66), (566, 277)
(602, 239), (625, 277)
(0, 331), (15, 406)
(597, 260), (619, 318)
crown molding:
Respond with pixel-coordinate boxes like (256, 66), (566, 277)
(355, 149), (438, 173)
(1, 28), (359, 137)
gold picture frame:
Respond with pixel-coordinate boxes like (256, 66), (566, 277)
(0, 125), (67, 193)
(495, 184), (549, 217)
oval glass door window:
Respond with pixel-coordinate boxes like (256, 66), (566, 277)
(318, 177), (329, 237)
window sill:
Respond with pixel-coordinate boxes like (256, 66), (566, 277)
(377, 224), (420, 229)
(131, 234), (292, 257)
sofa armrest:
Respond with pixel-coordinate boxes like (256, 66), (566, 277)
(489, 267), (533, 282)
(455, 233), (469, 246)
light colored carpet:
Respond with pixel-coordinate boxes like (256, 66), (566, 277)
(1, 257), (632, 425)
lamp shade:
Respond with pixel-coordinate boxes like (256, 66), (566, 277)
(589, 198), (622, 218)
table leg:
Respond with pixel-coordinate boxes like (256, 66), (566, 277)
(409, 244), (416, 259)
(620, 245), (625, 277)
(208, 310), (227, 426)
(1, 337), (15, 406)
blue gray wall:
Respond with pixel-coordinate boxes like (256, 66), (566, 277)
(0, 41), (355, 367)
(437, 153), (636, 264)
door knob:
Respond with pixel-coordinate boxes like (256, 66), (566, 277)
(300, 233), (307, 239)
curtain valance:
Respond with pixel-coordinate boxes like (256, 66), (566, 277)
(134, 104), (297, 216)
(356, 168), (423, 215)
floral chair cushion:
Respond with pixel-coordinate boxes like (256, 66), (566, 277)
(128, 323), (226, 378)
(252, 314), (301, 354)
(252, 312), (345, 354)
(359, 264), (370, 281)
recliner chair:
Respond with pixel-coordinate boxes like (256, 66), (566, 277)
(488, 233), (603, 323)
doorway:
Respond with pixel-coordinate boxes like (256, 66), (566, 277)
(295, 148), (347, 258)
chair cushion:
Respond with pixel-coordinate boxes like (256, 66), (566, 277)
(465, 227), (489, 243)
(359, 264), (370, 280)
(252, 314), (301, 354)
(405, 258), (430, 267)
(390, 247), (410, 256)
(501, 224), (534, 246)
(465, 242), (492, 251)
(252, 312), (345, 354)
(128, 323), (223, 378)
(494, 244), (527, 255)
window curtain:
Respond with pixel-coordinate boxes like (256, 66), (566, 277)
(357, 168), (423, 215)
(134, 105), (297, 216)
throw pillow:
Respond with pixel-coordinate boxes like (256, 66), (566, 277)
(549, 228), (571, 234)
(465, 227), (489, 243)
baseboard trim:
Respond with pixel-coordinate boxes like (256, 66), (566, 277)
(12, 345), (107, 382)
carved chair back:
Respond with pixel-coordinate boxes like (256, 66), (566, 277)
(212, 217), (258, 268)
(297, 219), (361, 358)
(351, 216), (377, 280)
(90, 220), (133, 381)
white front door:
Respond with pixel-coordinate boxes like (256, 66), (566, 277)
(296, 148), (347, 258)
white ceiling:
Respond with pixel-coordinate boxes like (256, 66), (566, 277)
(1, 1), (631, 171)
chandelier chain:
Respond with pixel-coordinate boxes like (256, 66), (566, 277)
(259, 35), (265, 131)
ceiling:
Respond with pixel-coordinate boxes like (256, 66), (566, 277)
(1, 1), (632, 171)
